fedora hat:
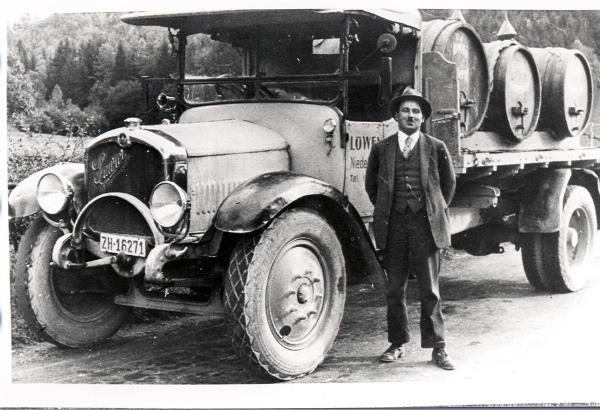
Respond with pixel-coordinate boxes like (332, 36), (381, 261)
(389, 87), (432, 119)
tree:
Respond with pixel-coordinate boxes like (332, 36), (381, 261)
(15, 39), (29, 70)
(153, 40), (177, 78)
(103, 79), (145, 128)
(49, 84), (64, 108)
(29, 54), (37, 71)
(73, 39), (101, 107)
(111, 40), (137, 85)
(45, 38), (78, 101)
(7, 49), (37, 116)
(94, 42), (116, 83)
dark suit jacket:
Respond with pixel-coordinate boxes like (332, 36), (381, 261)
(365, 132), (456, 250)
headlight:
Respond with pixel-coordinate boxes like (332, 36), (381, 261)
(37, 173), (71, 215)
(150, 181), (189, 228)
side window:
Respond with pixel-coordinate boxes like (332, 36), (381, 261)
(185, 34), (243, 77)
(347, 84), (388, 121)
(346, 30), (389, 121)
(258, 36), (339, 76)
(257, 35), (341, 102)
(346, 26), (417, 121)
(183, 34), (246, 104)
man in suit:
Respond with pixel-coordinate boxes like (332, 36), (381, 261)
(365, 87), (456, 370)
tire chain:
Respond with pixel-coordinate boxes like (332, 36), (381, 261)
(223, 209), (311, 380)
(223, 233), (267, 378)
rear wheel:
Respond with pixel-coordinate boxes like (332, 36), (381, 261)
(541, 186), (596, 292)
(521, 186), (596, 292)
(521, 233), (549, 290)
(224, 208), (346, 380)
(14, 216), (129, 347)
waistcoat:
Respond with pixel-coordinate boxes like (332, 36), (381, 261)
(393, 139), (424, 212)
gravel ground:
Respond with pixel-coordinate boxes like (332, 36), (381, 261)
(11, 245), (600, 395)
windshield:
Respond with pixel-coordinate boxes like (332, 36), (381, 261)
(183, 31), (342, 105)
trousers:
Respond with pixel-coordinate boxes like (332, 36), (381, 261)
(382, 207), (446, 348)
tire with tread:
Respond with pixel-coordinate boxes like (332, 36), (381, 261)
(223, 208), (346, 380)
(541, 186), (596, 292)
(14, 216), (129, 347)
(521, 233), (549, 290)
(520, 186), (596, 293)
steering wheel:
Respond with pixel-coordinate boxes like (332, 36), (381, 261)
(214, 81), (247, 99)
(257, 84), (276, 98)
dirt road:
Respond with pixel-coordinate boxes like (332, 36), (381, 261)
(11, 246), (600, 388)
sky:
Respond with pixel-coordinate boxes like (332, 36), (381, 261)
(4, 0), (600, 21)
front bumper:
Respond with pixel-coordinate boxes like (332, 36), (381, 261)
(52, 192), (186, 283)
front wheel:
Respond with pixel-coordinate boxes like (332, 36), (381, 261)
(224, 208), (346, 380)
(14, 216), (129, 347)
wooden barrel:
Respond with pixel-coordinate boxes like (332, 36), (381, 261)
(422, 19), (490, 136)
(483, 41), (541, 141)
(529, 48), (593, 138)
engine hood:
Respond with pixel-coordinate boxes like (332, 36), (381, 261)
(144, 119), (288, 157)
(89, 119), (288, 159)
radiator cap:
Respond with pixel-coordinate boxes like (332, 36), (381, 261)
(124, 117), (142, 130)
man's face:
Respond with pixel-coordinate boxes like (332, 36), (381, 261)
(394, 100), (423, 135)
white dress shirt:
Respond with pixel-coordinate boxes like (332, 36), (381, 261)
(397, 129), (420, 153)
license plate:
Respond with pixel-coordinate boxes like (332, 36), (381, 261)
(100, 233), (147, 257)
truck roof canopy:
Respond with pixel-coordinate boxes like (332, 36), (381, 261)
(120, 9), (421, 35)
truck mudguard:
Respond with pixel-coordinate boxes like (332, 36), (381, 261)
(215, 171), (350, 233)
(8, 163), (84, 219)
(214, 170), (384, 282)
(569, 169), (600, 223)
(519, 168), (571, 233)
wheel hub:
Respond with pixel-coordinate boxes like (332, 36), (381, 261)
(296, 282), (314, 304)
(567, 227), (579, 248)
(267, 241), (326, 348)
(567, 207), (589, 266)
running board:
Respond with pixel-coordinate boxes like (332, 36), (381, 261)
(114, 285), (224, 317)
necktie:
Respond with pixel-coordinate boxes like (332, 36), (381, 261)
(403, 136), (412, 158)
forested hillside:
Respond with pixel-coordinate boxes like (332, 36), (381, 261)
(7, 12), (175, 135)
(7, 9), (600, 137)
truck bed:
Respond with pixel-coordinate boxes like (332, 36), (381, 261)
(453, 129), (600, 174)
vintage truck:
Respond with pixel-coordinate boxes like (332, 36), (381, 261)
(9, 9), (597, 380)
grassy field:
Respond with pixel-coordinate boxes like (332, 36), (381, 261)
(7, 125), (92, 255)
(7, 125), (91, 185)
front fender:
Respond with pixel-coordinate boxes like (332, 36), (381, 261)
(8, 163), (84, 218)
(215, 171), (385, 283)
(214, 171), (347, 233)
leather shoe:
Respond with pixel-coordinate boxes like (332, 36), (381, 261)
(379, 344), (405, 362)
(432, 348), (455, 370)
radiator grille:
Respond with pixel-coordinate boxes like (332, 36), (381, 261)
(86, 141), (164, 203)
(86, 197), (154, 237)
(85, 141), (164, 236)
